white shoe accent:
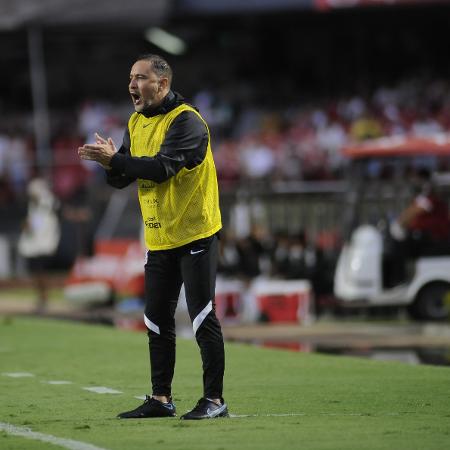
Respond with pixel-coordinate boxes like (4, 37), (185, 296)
(192, 301), (213, 334)
(190, 249), (204, 255)
(144, 314), (160, 335)
(206, 403), (227, 417)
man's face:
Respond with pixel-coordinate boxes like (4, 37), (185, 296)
(129, 60), (165, 112)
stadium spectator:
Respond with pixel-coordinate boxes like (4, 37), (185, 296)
(271, 230), (291, 277)
(0, 131), (15, 207)
(236, 224), (273, 279)
(213, 140), (241, 187)
(52, 128), (89, 200)
(78, 54), (228, 420)
(17, 177), (61, 312)
(284, 230), (318, 280)
(239, 134), (276, 180)
(7, 131), (30, 196)
(388, 168), (450, 286)
(0, 130), (8, 179)
(218, 230), (242, 277)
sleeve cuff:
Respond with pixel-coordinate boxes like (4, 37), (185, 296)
(110, 153), (127, 173)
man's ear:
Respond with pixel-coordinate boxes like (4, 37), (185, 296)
(159, 77), (169, 92)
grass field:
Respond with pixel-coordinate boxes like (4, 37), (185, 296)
(1, 317), (450, 450)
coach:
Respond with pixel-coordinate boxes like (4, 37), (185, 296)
(78, 54), (228, 420)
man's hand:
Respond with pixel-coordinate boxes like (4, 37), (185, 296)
(78, 133), (117, 169)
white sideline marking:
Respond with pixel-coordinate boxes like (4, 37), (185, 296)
(230, 412), (401, 418)
(43, 380), (74, 385)
(135, 395), (147, 400)
(0, 422), (109, 450)
(2, 372), (34, 378)
(83, 386), (122, 394)
(230, 413), (306, 418)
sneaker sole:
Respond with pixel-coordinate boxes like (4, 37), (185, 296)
(118, 413), (177, 419)
(180, 406), (229, 420)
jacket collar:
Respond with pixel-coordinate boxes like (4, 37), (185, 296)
(142, 90), (184, 117)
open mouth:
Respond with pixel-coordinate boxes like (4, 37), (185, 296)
(130, 92), (142, 105)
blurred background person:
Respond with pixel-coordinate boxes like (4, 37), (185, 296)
(17, 177), (61, 312)
(388, 168), (450, 286)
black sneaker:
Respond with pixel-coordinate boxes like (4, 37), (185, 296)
(117, 395), (176, 419)
(180, 397), (229, 420)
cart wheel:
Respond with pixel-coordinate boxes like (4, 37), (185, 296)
(409, 282), (450, 321)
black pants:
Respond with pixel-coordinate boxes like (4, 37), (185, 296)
(144, 233), (225, 399)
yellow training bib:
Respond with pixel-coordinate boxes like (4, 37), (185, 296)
(128, 104), (222, 250)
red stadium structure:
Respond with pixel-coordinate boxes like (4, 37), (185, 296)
(315, 0), (450, 10)
(343, 134), (450, 159)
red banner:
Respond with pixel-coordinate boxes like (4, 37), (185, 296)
(315, 0), (450, 10)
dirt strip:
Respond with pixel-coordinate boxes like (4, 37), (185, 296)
(222, 322), (450, 349)
(1, 298), (450, 349)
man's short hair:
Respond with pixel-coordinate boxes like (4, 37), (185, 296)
(136, 54), (173, 85)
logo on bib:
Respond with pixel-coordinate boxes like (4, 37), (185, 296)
(145, 217), (162, 229)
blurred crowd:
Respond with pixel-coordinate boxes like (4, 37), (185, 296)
(212, 77), (450, 187)
(0, 102), (127, 207)
(217, 226), (340, 304)
(1, 76), (450, 206)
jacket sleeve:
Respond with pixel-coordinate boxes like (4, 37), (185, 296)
(108, 111), (208, 184)
(105, 128), (136, 189)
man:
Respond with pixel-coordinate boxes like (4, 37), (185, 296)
(395, 168), (449, 245)
(78, 54), (228, 420)
(388, 167), (450, 285)
(18, 177), (61, 312)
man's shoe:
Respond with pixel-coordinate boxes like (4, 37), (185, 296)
(180, 397), (229, 420)
(117, 395), (176, 419)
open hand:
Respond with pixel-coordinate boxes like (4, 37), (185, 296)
(78, 133), (117, 169)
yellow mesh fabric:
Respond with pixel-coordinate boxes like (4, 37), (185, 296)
(128, 104), (222, 250)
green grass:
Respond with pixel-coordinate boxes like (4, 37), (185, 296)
(1, 317), (450, 450)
